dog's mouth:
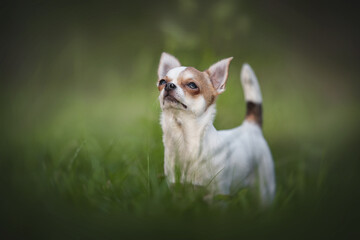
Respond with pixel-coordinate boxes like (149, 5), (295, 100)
(163, 94), (187, 109)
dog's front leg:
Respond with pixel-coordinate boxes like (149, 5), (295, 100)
(164, 147), (176, 184)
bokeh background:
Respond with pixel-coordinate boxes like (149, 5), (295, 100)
(1, 0), (359, 239)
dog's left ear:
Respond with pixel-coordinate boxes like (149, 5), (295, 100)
(158, 52), (181, 79)
(206, 57), (233, 94)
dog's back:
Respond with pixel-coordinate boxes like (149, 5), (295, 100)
(212, 64), (275, 205)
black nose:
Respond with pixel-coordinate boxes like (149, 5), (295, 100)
(165, 82), (176, 91)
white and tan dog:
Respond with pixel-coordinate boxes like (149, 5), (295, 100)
(157, 52), (275, 205)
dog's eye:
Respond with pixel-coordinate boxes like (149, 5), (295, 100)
(159, 79), (166, 86)
(187, 82), (198, 89)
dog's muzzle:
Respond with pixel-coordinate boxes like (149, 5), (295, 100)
(165, 82), (176, 92)
(163, 93), (187, 109)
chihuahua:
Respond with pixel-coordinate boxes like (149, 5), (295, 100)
(157, 52), (275, 205)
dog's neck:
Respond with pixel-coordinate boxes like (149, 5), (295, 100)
(161, 105), (217, 161)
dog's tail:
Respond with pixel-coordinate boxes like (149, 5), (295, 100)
(240, 63), (263, 127)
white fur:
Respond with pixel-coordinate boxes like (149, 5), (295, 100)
(241, 63), (262, 103)
(166, 67), (187, 80)
(159, 60), (275, 206)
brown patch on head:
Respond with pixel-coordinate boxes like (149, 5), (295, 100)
(177, 67), (218, 108)
(157, 76), (170, 91)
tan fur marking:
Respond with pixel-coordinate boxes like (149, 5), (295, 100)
(157, 76), (169, 91)
(245, 101), (263, 127)
(178, 67), (218, 108)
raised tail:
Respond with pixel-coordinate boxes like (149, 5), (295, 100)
(241, 63), (263, 127)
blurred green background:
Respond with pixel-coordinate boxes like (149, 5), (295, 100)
(1, 0), (359, 239)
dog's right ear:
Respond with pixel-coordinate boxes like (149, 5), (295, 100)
(158, 52), (181, 79)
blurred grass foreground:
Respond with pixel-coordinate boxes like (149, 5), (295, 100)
(1, 1), (360, 239)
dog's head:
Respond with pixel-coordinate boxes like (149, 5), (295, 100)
(157, 52), (232, 116)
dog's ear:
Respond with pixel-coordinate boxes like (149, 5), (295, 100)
(158, 52), (181, 79)
(206, 57), (233, 94)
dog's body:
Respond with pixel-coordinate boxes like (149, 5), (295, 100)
(157, 53), (275, 205)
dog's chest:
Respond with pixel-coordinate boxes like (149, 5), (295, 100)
(162, 114), (203, 160)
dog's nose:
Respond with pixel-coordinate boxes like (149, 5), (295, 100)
(165, 82), (176, 91)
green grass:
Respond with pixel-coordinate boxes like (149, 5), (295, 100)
(2, 62), (359, 238)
